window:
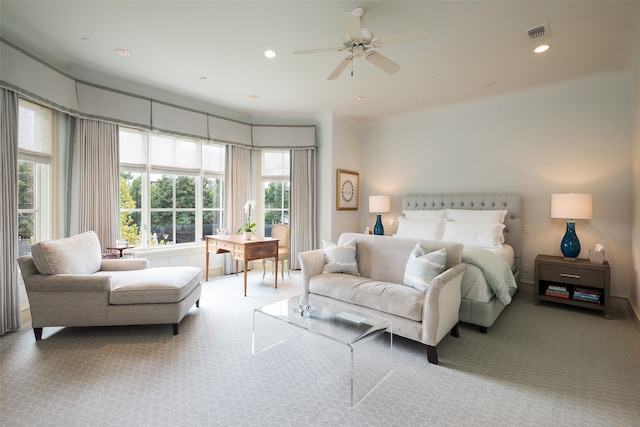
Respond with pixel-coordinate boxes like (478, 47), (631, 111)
(261, 150), (289, 237)
(17, 99), (53, 256)
(202, 144), (225, 238)
(119, 128), (225, 248)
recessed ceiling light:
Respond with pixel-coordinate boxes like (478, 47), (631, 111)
(115, 48), (131, 57)
(355, 96), (364, 101)
(200, 76), (207, 80)
(249, 95), (260, 101)
(487, 81), (498, 87)
(534, 44), (550, 53)
(82, 37), (92, 43)
(264, 50), (276, 59)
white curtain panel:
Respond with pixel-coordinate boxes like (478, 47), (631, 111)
(69, 118), (119, 252)
(0, 89), (22, 334)
(226, 145), (251, 233)
(289, 149), (316, 270)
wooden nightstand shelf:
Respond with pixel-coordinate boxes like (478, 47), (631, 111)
(534, 255), (610, 319)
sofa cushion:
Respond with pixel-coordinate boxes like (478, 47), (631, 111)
(31, 231), (102, 275)
(102, 266), (202, 305)
(309, 273), (424, 322)
(337, 233), (462, 285)
(322, 238), (359, 276)
(403, 245), (447, 293)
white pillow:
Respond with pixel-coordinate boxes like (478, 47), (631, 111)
(396, 217), (446, 241)
(403, 245), (447, 293)
(443, 221), (505, 249)
(31, 231), (102, 275)
(322, 238), (360, 276)
(402, 209), (448, 220)
(447, 209), (508, 224)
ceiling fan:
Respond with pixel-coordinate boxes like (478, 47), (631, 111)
(293, 7), (427, 80)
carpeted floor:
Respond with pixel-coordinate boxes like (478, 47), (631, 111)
(1, 270), (639, 427)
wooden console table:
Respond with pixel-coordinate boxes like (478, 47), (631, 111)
(205, 234), (279, 296)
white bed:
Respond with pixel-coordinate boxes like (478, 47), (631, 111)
(400, 194), (523, 332)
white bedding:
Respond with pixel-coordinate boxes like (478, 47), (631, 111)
(461, 244), (515, 303)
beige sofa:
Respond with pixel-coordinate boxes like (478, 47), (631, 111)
(298, 233), (467, 364)
(17, 231), (202, 340)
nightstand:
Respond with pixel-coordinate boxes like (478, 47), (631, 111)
(534, 255), (610, 319)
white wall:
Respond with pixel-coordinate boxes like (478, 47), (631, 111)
(361, 72), (634, 297)
(631, 33), (640, 316)
(330, 115), (364, 242)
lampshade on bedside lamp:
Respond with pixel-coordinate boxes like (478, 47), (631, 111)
(551, 193), (592, 260)
(369, 195), (390, 236)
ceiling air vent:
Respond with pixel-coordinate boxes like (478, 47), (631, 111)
(527, 23), (551, 41)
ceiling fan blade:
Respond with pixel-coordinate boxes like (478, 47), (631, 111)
(375, 28), (427, 48)
(327, 56), (352, 80)
(292, 47), (342, 55)
(342, 12), (363, 41)
(365, 51), (400, 75)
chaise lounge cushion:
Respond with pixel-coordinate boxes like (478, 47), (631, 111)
(101, 266), (202, 305)
(31, 231), (102, 275)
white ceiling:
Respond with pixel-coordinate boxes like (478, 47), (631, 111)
(1, 1), (638, 120)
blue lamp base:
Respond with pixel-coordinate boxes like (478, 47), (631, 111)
(560, 221), (581, 260)
(373, 214), (384, 235)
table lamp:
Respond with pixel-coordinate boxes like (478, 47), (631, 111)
(369, 195), (390, 236)
(551, 193), (592, 260)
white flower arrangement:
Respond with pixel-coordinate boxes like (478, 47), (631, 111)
(237, 200), (257, 233)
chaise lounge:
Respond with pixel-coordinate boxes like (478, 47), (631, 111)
(17, 231), (202, 340)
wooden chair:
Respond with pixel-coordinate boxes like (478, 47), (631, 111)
(262, 224), (290, 280)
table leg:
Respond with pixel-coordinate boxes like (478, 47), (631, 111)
(243, 261), (248, 297)
(274, 252), (278, 289)
(205, 251), (210, 281)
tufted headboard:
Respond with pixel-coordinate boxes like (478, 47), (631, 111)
(401, 193), (523, 273)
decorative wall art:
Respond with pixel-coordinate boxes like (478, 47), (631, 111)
(336, 169), (359, 210)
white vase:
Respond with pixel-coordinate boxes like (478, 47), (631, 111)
(244, 231), (252, 240)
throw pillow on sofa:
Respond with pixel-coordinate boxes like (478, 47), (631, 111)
(402, 244), (447, 293)
(322, 238), (360, 276)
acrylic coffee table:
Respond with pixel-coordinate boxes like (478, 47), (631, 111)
(252, 296), (393, 405)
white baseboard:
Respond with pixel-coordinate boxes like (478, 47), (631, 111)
(628, 298), (640, 331)
(20, 306), (31, 327)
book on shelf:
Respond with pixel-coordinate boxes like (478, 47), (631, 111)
(545, 284), (569, 299)
(572, 287), (602, 304)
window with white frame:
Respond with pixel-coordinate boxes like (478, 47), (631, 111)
(17, 99), (53, 256)
(261, 150), (289, 237)
(119, 128), (225, 248)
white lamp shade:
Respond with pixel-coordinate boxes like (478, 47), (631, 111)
(369, 195), (390, 213)
(551, 193), (592, 220)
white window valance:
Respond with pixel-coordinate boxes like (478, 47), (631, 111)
(151, 101), (208, 140)
(251, 125), (316, 149)
(1, 40), (316, 149)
